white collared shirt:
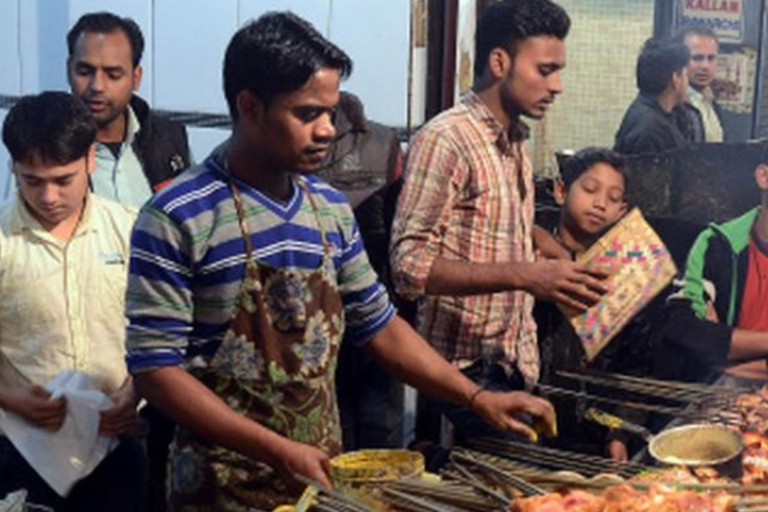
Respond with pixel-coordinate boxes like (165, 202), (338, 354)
(0, 193), (136, 396)
(92, 105), (153, 209)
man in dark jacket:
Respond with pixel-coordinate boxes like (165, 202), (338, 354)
(615, 37), (690, 155)
(317, 91), (406, 450)
(664, 151), (768, 383)
(67, 12), (191, 209)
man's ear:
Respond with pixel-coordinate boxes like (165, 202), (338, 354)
(487, 47), (512, 80)
(672, 69), (687, 93)
(132, 65), (143, 92)
(236, 90), (264, 125)
(756, 163), (768, 191)
(553, 178), (567, 206)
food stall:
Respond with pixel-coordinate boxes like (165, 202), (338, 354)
(286, 374), (768, 512)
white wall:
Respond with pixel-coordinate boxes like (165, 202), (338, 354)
(0, 0), (412, 196)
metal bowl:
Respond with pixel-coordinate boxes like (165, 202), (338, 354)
(649, 424), (743, 468)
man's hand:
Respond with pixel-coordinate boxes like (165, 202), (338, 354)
(1, 385), (67, 431)
(100, 383), (142, 437)
(273, 438), (332, 492)
(524, 259), (609, 311)
(607, 439), (628, 462)
(471, 390), (556, 442)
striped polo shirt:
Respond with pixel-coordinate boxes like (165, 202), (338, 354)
(125, 142), (395, 373)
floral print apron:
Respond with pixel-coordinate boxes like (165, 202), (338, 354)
(168, 178), (344, 512)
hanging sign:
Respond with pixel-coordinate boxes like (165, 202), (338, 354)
(679, 0), (744, 43)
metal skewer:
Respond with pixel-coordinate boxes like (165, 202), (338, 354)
(379, 487), (471, 512)
(292, 474), (381, 512)
(536, 383), (689, 415)
(556, 370), (751, 402)
(445, 459), (514, 507)
(467, 439), (649, 479)
(450, 450), (547, 496)
(383, 477), (492, 511)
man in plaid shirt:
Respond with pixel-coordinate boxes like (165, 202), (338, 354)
(391, 0), (608, 444)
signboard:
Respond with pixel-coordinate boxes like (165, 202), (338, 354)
(679, 0), (744, 43)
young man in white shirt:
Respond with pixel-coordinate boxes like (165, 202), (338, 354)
(0, 91), (144, 512)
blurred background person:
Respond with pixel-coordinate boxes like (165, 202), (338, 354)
(674, 25), (726, 143)
(67, 12), (191, 208)
(615, 37), (690, 155)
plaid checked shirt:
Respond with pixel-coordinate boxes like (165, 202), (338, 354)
(390, 91), (539, 386)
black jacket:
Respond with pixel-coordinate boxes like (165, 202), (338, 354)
(318, 92), (400, 208)
(318, 92), (401, 289)
(675, 100), (726, 143)
(130, 95), (192, 191)
(614, 94), (689, 155)
(662, 208), (757, 382)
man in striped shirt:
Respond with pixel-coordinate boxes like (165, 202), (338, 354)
(125, 12), (556, 509)
(391, 0), (609, 443)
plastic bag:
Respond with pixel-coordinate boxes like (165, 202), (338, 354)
(0, 371), (118, 496)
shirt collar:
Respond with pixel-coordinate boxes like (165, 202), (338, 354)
(462, 90), (530, 153)
(638, 93), (676, 118)
(9, 190), (95, 237)
(688, 86), (714, 103)
(124, 104), (141, 145)
(208, 140), (231, 175)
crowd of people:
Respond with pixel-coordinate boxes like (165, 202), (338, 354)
(0, 1), (763, 512)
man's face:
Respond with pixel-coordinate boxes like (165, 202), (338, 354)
(685, 34), (718, 91)
(14, 151), (93, 230)
(67, 30), (141, 132)
(500, 36), (566, 121)
(252, 68), (340, 174)
(561, 162), (627, 238)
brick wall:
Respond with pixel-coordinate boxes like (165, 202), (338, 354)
(530, 0), (655, 176)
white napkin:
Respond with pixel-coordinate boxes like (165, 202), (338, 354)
(0, 489), (27, 512)
(0, 371), (118, 497)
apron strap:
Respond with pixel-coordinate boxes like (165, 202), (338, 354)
(229, 175), (334, 267)
(228, 179), (259, 281)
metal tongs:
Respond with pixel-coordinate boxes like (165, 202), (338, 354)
(377, 486), (470, 512)
(449, 450), (547, 497)
(292, 474), (380, 512)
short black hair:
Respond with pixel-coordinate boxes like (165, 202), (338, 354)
(223, 11), (353, 121)
(474, 0), (570, 79)
(67, 12), (144, 68)
(560, 147), (627, 190)
(636, 37), (690, 95)
(2, 91), (96, 165)
(673, 25), (719, 45)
